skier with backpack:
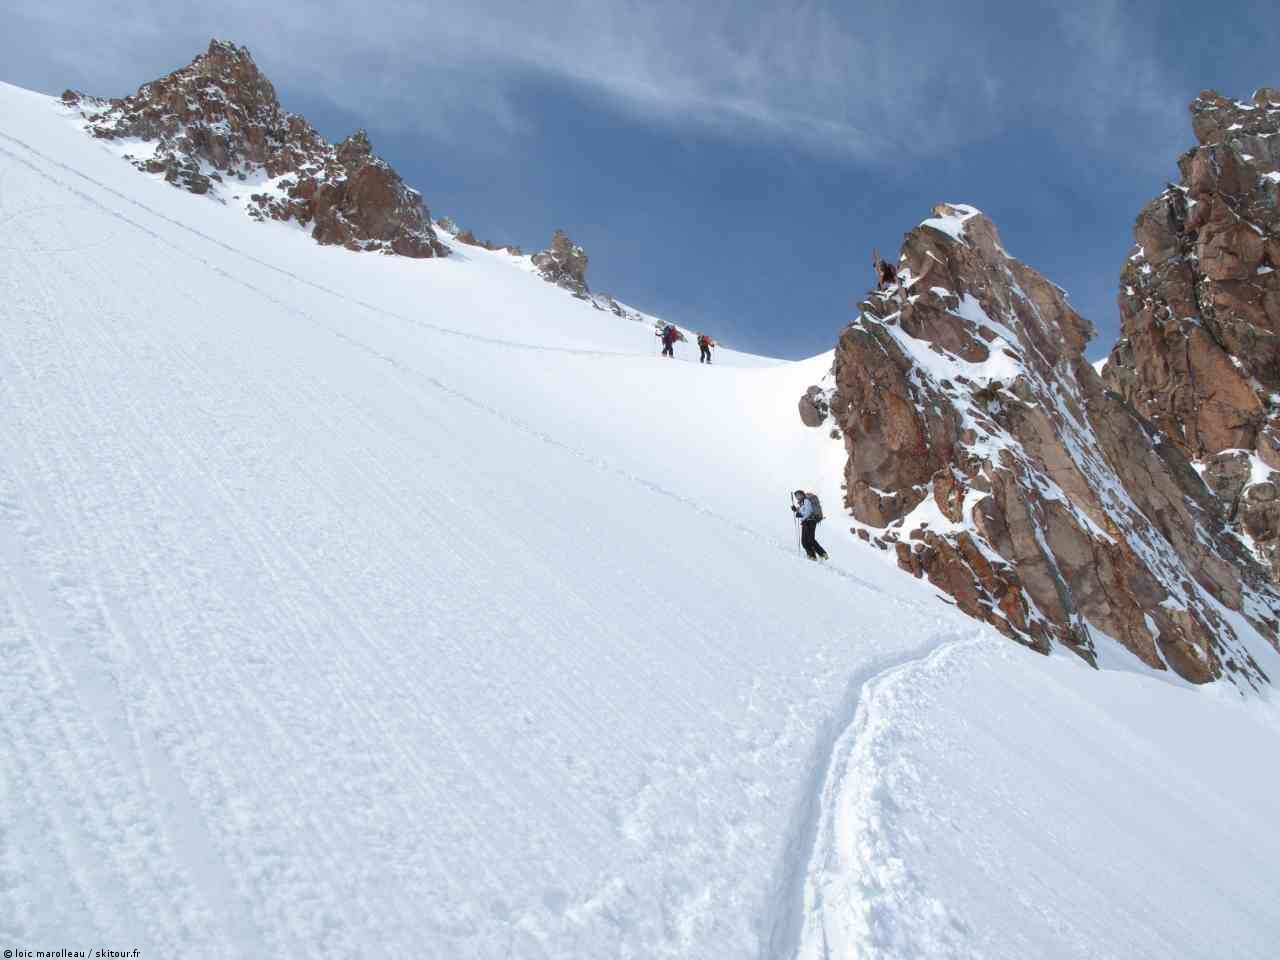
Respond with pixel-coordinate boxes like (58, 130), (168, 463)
(872, 248), (898, 291)
(791, 490), (828, 561)
(657, 323), (684, 358)
(697, 333), (715, 364)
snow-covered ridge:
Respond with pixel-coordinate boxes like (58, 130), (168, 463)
(918, 201), (982, 242)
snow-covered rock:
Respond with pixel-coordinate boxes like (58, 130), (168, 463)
(62, 39), (446, 258)
(532, 228), (591, 298)
(528, 227), (654, 322)
(1105, 88), (1280, 576)
(828, 203), (1279, 686)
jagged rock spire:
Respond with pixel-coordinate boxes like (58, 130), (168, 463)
(826, 203), (1278, 686)
(1104, 88), (1280, 577)
(532, 229), (590, 299)
(63, 40), (446, 257)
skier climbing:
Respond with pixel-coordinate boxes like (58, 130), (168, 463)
(873, 248), (897, 291)
(658, 323), (683, 358)
(697, 333), (715, 364)
(791, 490), (828, 561)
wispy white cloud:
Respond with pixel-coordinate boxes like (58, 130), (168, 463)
(7, 0), (1190, 166)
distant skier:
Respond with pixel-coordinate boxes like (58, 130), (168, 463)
(873, 248), (897, 291)
(697, 333), (715, 364)
(792, 490), (828, 561)
(658, 323), (683, 358)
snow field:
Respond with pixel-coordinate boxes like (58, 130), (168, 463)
(3, 78), (1279, 960)
(0, 82), (968, 958)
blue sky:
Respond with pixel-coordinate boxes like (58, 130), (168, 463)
(7, 1), (1278, 358)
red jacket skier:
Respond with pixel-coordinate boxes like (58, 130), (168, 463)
(659, 324), (683, 358)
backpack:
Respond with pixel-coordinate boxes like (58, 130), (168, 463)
(806, 493), (824, 521)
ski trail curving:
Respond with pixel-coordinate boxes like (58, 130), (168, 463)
(758, 633), (980, 960)
(766, 635), (989, 960)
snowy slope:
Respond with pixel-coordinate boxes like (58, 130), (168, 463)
(2, 79), (1279, 960)
(795, 638), (1280, 959)
(0, 81), (971, 958)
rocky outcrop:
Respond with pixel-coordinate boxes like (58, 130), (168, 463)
(1105, 88), (1280, 574)
(62, 40), (446, 257)
(798, 386), (830, 427)
(829, 203), (1279, 687)
(532, 229), (591, 299)
(526, 229), (647, 321)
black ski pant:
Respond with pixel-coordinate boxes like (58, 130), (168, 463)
(801, 518), (827, 559)
(700, 344), (711, 363)
(662, 341), (674, 357)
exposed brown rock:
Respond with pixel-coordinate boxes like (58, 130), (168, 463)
(830, 203), (1279, 687)
(65, 39), (446, 258)
(532, 229), (590, 299)
(798, 386), (829, 427)
(526, 229), (641, 320)
(1104, 89), (1280, 576)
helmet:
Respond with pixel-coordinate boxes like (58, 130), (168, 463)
(793, 489), (805, 498)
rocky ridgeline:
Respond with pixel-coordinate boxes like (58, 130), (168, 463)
(61, 39), (446, 258)
(810, 202), (1278, 687)
(1105, 88), (1280, 578)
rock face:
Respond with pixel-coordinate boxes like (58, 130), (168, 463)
(798, 386), (830, 427)
(829, 203), (1279, 687)
(1105, 88), (1280, 575)
(62, 40), (446, 257)
(532, 229), (591, 299)
(527, 228), (647, 321)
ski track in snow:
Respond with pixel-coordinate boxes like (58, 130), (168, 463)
(792, 636), (1280, 960)
(788, 637), (987, 960)
(758, 633), (979, 960)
